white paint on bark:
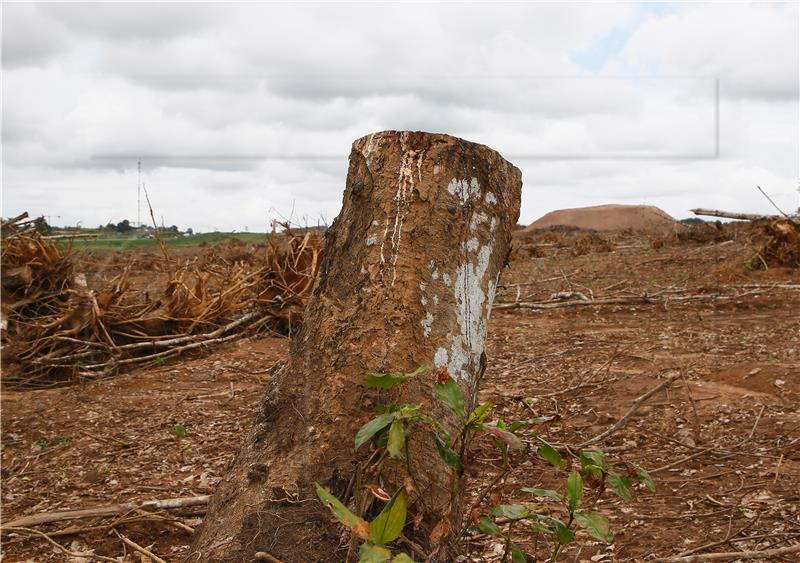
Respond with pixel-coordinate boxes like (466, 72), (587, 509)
(447, 177), (480, 204)
(434, 347), (448, 368)
(422, 312), (434, 337)
(470, 212), (488, 232)
(438, 176), (496, 383)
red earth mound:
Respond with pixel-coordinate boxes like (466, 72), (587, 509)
(525, 203), (684, 234)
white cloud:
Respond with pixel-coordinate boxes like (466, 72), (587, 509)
(2, 2), (797, 230)
(617, 2), (798, 101)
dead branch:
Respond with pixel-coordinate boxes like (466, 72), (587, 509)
(657, 542), (800, 561)
(672, 516), (760, 558)
(2, 495), (209, 528)
(494, 292), (740, 311)
(2, 212), (323, 386)
(255, 552), (285, 562)
(1, 526), (119, 562)
(690, 208), (779, 221)
(756, 185), (792, 218)
(576, 372), (679, 448)
(114, 529), (167, 563)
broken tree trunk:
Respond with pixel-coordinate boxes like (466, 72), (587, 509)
(189, 131), (521, 562)
(690, 208), (778, 221)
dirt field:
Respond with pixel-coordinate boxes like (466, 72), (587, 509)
(2, 232), (799, 561)
(525, 205), (683, 235)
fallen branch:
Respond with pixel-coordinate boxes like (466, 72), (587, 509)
(690, 208), (778, 221)
(494, 292), (744, 311)
(2, 213), (323, 386)
(577, 373), (679, 448)
(255, 552), (285, 562)
(671, 513), (760, 557)
(2, 526), (119, 562)
(39, 311), (265, 366)
(2, 494), (209, 528)
(657, 542), (800, 561)
(114, 529), (167, 563)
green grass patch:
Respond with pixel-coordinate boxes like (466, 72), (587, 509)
(59, 232), (269, 251)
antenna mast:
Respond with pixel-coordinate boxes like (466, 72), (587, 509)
(137, 158), (142, 228)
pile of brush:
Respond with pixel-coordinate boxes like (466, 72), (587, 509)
(1, 213), (323, 387)
(759, 217), (800, 268)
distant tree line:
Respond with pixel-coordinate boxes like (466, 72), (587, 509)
(99, 220), (191, 235)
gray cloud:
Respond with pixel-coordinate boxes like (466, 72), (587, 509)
(1, 3), (69, 68)
(2, 2), (798, 230)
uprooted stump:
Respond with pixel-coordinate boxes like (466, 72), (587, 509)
(759, 218), (800, 268)
(0, 214), (322, 386)
(189, 131), (522, 562)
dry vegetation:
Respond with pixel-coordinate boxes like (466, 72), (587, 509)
(1, 213), (322, 387)
(1, 214), (799, 561)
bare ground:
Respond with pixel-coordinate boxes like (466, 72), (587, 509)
(2, 234), (798, 561)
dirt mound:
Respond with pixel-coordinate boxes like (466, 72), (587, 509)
(525, 204), (682, 235)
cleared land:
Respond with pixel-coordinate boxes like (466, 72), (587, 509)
(1, 225), (799, 561)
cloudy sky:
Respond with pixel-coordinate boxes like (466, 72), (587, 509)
(2, 2), (798, 232)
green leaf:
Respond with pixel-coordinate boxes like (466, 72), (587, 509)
(521, 487), (562, 502)
(386, 419), (406, 459)
(553, 518), (575, 545)
(581, 464), (604, 481)
(364, 364), (428, 390)
(566, 471), (583, 511)
(509, 416), (554, 433)
(575, 511), (613, 543)
(636, 466), (656, 493)
(393, 554), (415, 563)
(168, 424), (187, 438)
(511, 543), (527, 563)
(485, 426), (524, 450)
(491, 504), (529, 521)
(478, 515), (502, 536)
(530, 520), (553, 535)
(580, 450), (608, 479)
(580, 450), (608, 472)
(536, 439), (566, 469)
(467, 402), (493, 427)
(369, 487), (408, 545)
(355, 413), (396, 450)
(608, 472), (635, 502)
(432, 432), (460, 469)
(435, 377), (465, 420)
(359, 543), (392, 563)
(398, 404), (421, 419)
(314, 482), (371, 539)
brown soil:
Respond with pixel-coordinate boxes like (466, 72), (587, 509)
(2, 234), (799, 561)
(526, 204), (684, 235)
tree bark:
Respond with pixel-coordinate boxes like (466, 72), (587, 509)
(189, 131), (522, 562)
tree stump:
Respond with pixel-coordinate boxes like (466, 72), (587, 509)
(190, 131), (522, 562)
